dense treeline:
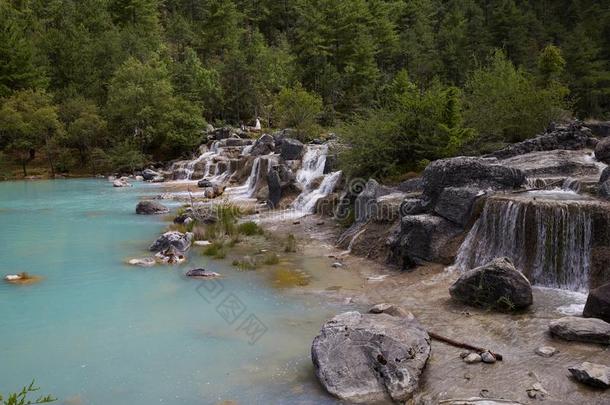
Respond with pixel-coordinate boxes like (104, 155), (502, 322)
(0, 0), (609, 177)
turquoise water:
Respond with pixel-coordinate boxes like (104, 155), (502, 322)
(0, 179), (339, 404)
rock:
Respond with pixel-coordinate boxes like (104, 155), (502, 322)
(600, 180), (610, 200)
(197, 179), (214, 188)
(353, 179), (394, 223)
(433, 187), (484, 226)
(149, 231), (193, 253)
(595, 137), (610, 164)
(422, 157), (525, 201)
(331, 262), (343, 268)
(585, 120), (610, 137)
(500, 149), (601, 178)
(449, 257), (533, 311)
(280, 138), (304, 160)
(128, 258), (156, 267)
(583, 282), (610, 323)
(601, 167), (610, 184)
(136, 200), (169, 215)
(368, 303), (412, 318)
(135, 175), (144, 181)
(374, 193), (408, 222)
(113, 178), (131, 187)
(534, 346), (558, 358)
(185, 268), (220, 278)
(399, 198), (428, 216)
(142, 168), (160, 181)
(311, 311), (431, 403)
(488, 122), (595, 159)
(4, 274), (22, 281)
(250, 133), (275, 156)
(569, 362), (610, 388)
(526, 382), (548, 400)
(463, 353), (482, 364)
(480, 351), (496, 363)
(397, 178), (423, 193)
(388, 214), (463, 267)
(441, 399), (523, 405)
(267, 169), (282, 208)
(173, 213), (193, 224)
(155, 248), (186, 264)
(549, 316), (610, 344)
(151, 175), (165, 183)
(194, 240), (211, 246)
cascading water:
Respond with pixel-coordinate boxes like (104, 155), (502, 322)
(291, 145), (341, 213)
(454, 193), (595, 291)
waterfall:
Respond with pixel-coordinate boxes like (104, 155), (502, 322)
(454, 194), (593, 291)
(293, 170), (342, 213)
(290, 145), (341, 213)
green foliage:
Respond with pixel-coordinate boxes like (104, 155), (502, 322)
(237, 221), (263, 236)
(0, 380), (56, 405)
(261, 252), (280, 265)
(274, 85), (322, 141)
(202, 241), (226, 259)
(284, 234), (297, 253)
(339, 71), (474, 178)
(464, 50), (568, 146)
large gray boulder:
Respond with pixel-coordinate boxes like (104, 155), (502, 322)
(136, 200), (169, 215)
(422, 157), (525, 201)
(549, 316), (610, 344)
(142, 168), (160, 181)
(449, 257), (533, 311)
(311, 311), (431, 403)
(388, 214), (463, 267)
(433, 187), (484, 226)
(279, 138), (304, 160)
(583, 282), (610, 323)
(353, 179), (393, 223)
(595, 137), (610, 164)
(149, 231), (193, 253)
(568, 362), (610, 388)
(500, 149), (601, 178)
(267, 169), (282, 208)
(250, 133), (275, 156)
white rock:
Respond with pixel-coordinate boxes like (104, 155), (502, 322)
(4, 274), (22, 281)
(534, 346), (558, 357)
(194, 240), (212, 246)
(128, 258), (156, 267)
(463, 353), (482, 364)
(568, 362), (610, 388)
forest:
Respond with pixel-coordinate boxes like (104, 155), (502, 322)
(0, 0), (609, 178)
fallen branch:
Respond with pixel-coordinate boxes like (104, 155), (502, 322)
(428, 331), (503, 361)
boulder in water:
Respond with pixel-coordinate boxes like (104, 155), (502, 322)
(151, 175), (165, 183)
(113, 178), (131, 187)
(549, 316), (610, 344)
(595, 137), (610, 164)
(136, 200), (169, 215)
(149, 231), (193, 253)
(583, 282), (610, 323)
(197, 179), (214, 188)
(279, 138), (304, 160)
(128, 258), (156, 267)
(142, 168), (160, 181)
(311, 311), (431, 403)
(185, 268), (220, 278)
(449, 257), (533, 311)
(568, 362), (610, 388)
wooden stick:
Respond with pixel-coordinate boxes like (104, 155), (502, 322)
(428, 331), (503, 361)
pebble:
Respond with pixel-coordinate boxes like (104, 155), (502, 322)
(331, 262), (343, 268)
(480, 351), (496, 363)
(535, 346), (558, 358)
(526, 382), (548, 400)
(463, 353), (482, 364)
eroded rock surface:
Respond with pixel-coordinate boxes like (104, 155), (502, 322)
(549, 316), (610, 344)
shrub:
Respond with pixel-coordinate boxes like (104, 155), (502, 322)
(237, 221), (263, 236)
(284, 234), (297, 253)
(261, 252), (280, 265)
(274, 84), (322, 141)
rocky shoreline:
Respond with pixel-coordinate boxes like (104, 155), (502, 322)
(123, 121), (610, 404)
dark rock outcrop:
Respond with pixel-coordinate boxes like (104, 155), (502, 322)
(399, 198), (428, 216)
(250, 133), (275, 156)
(601, 167), (610, 184)
(487, 122), (595, 159)
(267, 169), (282, 208)
(595, 137), (610, 164)
(185, 268), (220, 278)
(549, 316), (610, 344)
(142, 168), (160, 181)
(449, 257), (533, 311)
(311, 311), (431, 403)
(500, 150), (600, 178)
(136, 200), (169, 215)
(388, 214), (463, 267)
(422, 157), (525, 201)
(279, 138), (304, 160)
(584, 282), (610, 323)
(353, 179), (393, 223)
(585, 120), (610, 138)
(197, 179), (214, 188)
(433, 187), (484, 226)
(568, 362), (610, 388)
(149, 231), (193, 253)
